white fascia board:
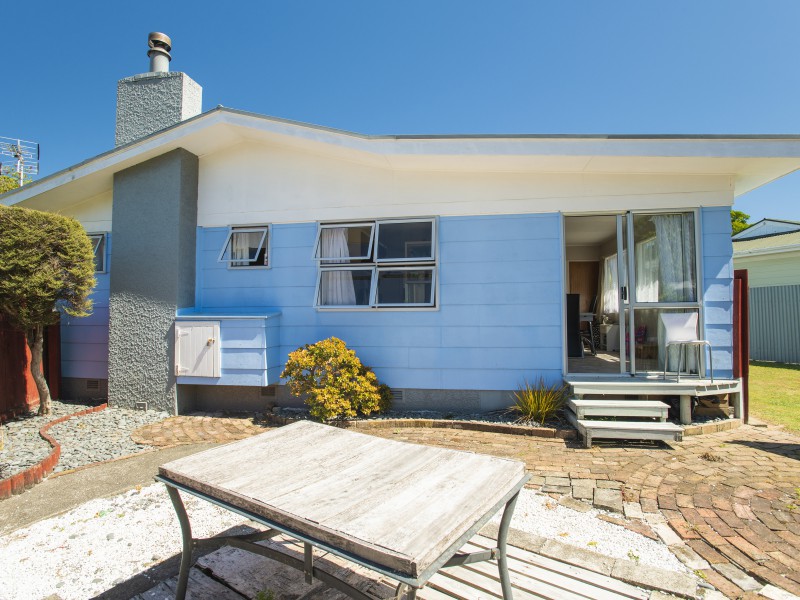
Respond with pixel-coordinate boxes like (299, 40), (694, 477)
(733, 244), (800, 258)
(7, 105), (800, 209)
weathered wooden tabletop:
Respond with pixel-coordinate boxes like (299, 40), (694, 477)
(159, 420), (527, 579)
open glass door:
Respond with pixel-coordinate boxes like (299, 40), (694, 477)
(626, 211), (701, 376)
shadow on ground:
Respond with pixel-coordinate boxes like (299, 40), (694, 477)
(91, 524), (258, 599)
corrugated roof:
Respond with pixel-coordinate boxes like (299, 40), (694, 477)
(733, 230), (800, 252)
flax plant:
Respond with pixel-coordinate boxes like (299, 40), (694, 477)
(511, 377), (569, 425)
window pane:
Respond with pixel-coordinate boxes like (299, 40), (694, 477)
(632, 308), (700, 373)
(376, 221), (433, 261)
(317, 225), (373, 262)
(632, 213), (696, 302)
(319, 269), (372, 306)
(220, 228), (268, 267)
(90, 235), (105, 272)
(377, 269), (433, 305)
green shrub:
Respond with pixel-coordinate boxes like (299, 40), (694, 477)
(281, 337), (386, 421)
(511, 377), (568, 425)
(376, 383), (393, 414)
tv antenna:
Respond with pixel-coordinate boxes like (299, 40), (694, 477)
(0, 136), (39, 186)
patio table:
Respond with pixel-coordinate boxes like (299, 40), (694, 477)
(157, 420), (530, 599)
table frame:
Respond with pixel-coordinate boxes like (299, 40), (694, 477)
(157, 473), (530, 600)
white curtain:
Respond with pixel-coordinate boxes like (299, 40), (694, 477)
(652, 214), (696, 302)
(601, 255), (619, 316)
(635, 238), (659, 302)
(232, 231), (254, 266)
(652, 214), (697, 372)
(319, 228), (357, 305)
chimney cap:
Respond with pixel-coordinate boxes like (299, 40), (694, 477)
(148, 32), (172, 51)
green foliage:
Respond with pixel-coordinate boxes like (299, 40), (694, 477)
(0, 175), (19, 195)
(255, 590), (275, 600)
(731, 209), (751, 235)
(0, 205), (95, 330)
(0, 205), (95, 414)
(281, 337), (386, 421)
(511, 377), (568, 425)
(377, 383), (393, 414)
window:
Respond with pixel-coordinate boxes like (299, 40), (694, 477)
(88, 233), (106, 273)
(218, 226), (269, 268)
(314, 219), (436, 309)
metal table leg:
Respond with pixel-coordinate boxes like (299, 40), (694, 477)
(165, 485), (194, 600)
(497, 489), (521, 600)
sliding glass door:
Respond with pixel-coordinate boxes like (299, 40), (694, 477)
(617, 211), (700, 375)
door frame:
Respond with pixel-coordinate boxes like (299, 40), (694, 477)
(562, 209), (705, 377)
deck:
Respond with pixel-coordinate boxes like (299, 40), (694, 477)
(136, 532), (654, 600)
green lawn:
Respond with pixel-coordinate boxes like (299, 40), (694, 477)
(749, 361), (800, 432)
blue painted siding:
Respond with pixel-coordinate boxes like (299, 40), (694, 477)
(195, 213), (564, 390)
(176, 315), (280, 386)
(60, 234), (111, 380)
(701, 206), (734, 378)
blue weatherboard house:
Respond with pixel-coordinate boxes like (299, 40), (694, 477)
(4, 35), (800, 440)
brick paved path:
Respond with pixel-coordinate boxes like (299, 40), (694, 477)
(134, 416), (800, 598)
(131, 414), (270, 446)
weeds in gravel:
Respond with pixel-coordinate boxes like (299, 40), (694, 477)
(699, 451), (722, 462)
(587, 541), (598, 548)
(255, 591), (275, 600)
(694, 569), (708, 581)
(627, 550), (640, 564)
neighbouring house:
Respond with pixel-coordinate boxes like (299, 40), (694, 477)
(3, 34), (800, 439)
(733, 219), (800, 364)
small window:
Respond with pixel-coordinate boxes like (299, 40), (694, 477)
(88, 233), (106, 273)
(314, 223), (375, 263)
(316, 267), (374, 307)
(376, 267), (435, 306)
(375, 220), (435, 262)
(218, 226), (269, 268)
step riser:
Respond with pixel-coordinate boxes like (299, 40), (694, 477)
(565, 411), (682, 448)
(574, 408), (667, 419)
(567, 398), (669, 421)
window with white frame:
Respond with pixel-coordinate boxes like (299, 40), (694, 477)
(88, 233), (107, 273)
(218, 226), (270, 268)
(314, 219), (436, 308)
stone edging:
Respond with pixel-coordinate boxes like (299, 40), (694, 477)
(0, 403), (108, 500)
(266, 414), (577, 439)
(267, 413), (741, 441)
(682, 418), (741, 436)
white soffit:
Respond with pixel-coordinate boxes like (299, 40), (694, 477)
(5, 107), (800, 211)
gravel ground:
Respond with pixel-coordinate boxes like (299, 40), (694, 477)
(490, 490), (687, 573)
(0, 484), (687, 600)
(0, 400), (168, 479)
(0, 483), (246, 600)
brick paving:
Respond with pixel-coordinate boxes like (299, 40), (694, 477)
(131, 413), (270, 446)
(133, 416), (800, 598)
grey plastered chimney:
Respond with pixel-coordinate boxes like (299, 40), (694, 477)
(115, 32), (202, 146)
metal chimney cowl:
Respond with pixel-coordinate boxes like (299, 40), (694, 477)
(115, 32), (202, 147)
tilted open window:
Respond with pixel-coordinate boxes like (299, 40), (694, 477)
(88, 233), (107, 273)
(218, 226), (270, 268)
(314, 219), (436, 309)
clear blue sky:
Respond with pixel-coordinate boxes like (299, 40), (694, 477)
(3, 0), (800, 222)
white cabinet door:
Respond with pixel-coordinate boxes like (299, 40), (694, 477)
(175, 321), (221, 378)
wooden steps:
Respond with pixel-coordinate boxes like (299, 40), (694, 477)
(565, 394), (682, 448)
(566, 398), (668, 421)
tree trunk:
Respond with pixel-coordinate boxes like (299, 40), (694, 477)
(27, 325), (52, 416)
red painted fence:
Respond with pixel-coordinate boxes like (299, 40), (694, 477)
(0, 314), (60, 422)
(733, 269), (750, 423)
